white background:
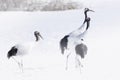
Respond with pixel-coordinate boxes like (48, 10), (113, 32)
(0, 0), (120, 80)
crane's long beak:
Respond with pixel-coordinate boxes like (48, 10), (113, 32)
(39, 34), (43, 40)
(89, 9), (95, 12)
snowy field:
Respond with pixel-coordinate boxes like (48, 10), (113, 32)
(0, 0), (120, 80)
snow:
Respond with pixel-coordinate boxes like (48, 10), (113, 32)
(0, 0), (120, 80)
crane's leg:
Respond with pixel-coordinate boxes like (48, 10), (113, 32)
(75, 55), (78, 68)
(20, 59), (23, 72)
(65, 52), (71, 70)
(75, 55), (83, 73)
(75, 55), (83, 68)
(75, 55), (79, 68)
(12, 57), (23, 72)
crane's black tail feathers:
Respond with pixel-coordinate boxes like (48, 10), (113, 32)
(7, 46), (18, 59)
(60, 44), (65, 54)
(60, 35), (69, 54)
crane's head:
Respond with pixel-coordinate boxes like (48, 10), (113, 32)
(34, 31), (43, 41)
(84, 8), (94, 13)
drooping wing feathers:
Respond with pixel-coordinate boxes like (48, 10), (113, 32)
(7, 46), (18, 59)
(60, 35), (69, 54)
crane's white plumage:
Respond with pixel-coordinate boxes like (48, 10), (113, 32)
(60, 8), (94, 70)
(13, 43), (33, 56)
(7, 31), (43, 71)
(69, 23), (86, 38)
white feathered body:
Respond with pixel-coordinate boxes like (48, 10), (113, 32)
(14, 42), (38, 57)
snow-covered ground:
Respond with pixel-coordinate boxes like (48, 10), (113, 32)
(0, 0), (120, 80)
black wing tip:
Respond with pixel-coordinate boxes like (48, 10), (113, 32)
(7, 53), (11, 59)
(60, 43), (64, 54)
(7, 46), (17, 59)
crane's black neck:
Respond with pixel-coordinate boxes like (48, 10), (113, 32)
(86, 20), (90, 30)
(35, 34), (39, 42)
(85, 11), (88, 19)
(83, 11), (88, 24)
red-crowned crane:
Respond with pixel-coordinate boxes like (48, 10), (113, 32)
(60, 9), (92, 69)
(7, 31), (43, 72)
(60, 8), (94, 55)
